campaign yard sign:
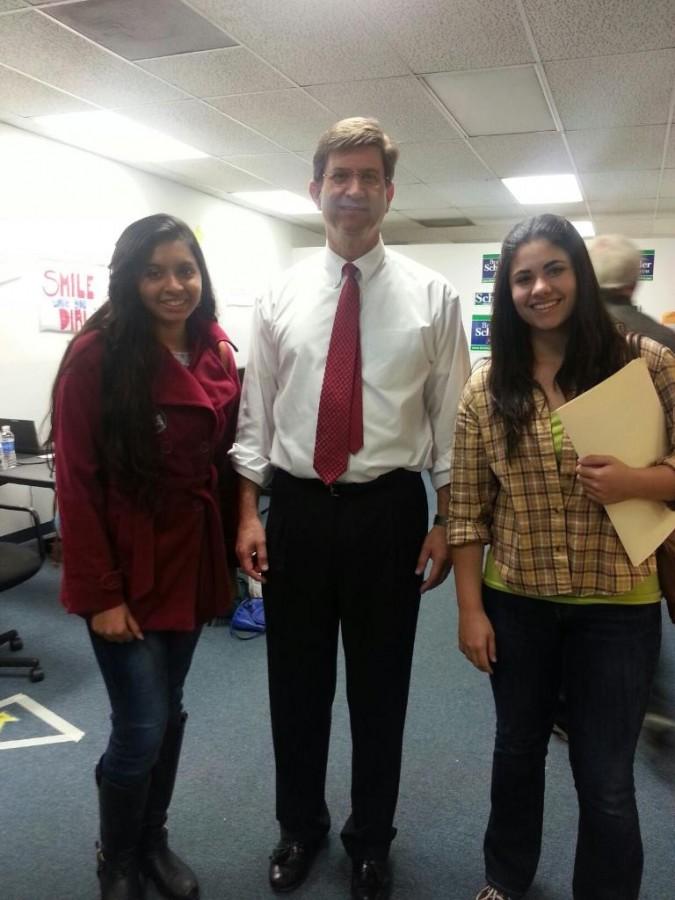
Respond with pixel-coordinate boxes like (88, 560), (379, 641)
(471, 314), (491, 351)
(474, 292), (493, 306)
(481, 254), (500, 283)
(639, 250), (655, 281)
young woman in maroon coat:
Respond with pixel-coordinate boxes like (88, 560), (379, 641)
(50, 214), (240, 900)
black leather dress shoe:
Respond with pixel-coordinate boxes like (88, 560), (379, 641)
(269, 839), (322, 892)
(351, 859), (391, 900)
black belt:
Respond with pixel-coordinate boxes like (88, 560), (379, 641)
(272, 467), (419, 497)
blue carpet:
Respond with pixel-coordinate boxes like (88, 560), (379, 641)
(1, 556), (674, 900)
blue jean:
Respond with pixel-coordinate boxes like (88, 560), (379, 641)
(89, 627), (201, 787)
(482, 587), (661, 900)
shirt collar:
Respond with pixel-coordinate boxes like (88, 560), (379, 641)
(323, 239), (386, 288)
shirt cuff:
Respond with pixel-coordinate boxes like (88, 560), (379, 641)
(448, 520), (491, 545)
(430, 468), (450, 491)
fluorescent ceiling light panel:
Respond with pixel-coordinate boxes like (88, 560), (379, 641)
(33, 111), (207, 162)
(570, 219), (595, 237)
(502, 174), (582, 204)
(232, 191), (317, 215)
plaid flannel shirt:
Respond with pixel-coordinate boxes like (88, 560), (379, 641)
(448, 336), (675, 597)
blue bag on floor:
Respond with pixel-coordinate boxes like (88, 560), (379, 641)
(230, 596), (266, 640)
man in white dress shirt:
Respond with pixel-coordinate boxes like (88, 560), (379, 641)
(230, 118), (470, 900)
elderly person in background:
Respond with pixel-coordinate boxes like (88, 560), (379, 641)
(589, 233), (675, 352)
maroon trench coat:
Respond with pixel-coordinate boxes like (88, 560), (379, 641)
(54, 322), (240, 630)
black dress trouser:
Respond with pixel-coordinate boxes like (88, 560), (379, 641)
(263, 468), (428, 860)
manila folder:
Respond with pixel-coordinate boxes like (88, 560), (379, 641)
(557, 358), (675, 566)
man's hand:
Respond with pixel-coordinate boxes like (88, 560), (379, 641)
(236, 515), (269, 582)
(415, 526), (451, 593)
(91, 603), (143, 643)
(458, 608), (496, 674)
(576, 454), (635, 505)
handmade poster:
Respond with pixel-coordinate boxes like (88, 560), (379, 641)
(38, 262), (108, 333)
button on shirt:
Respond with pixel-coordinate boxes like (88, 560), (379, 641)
(230, 240), (470, 489)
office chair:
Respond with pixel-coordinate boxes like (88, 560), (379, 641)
(0, 502), (46, 682)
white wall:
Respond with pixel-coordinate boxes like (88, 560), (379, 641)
(294, 236), (675, 366)
(0, 123), (306, 531)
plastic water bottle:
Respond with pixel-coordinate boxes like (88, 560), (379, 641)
(0, 425), (17, 469)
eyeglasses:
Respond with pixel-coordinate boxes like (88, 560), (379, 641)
(322, 169), (388, 188)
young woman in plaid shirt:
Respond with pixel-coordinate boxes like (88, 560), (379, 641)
(449, 214), (675, 900)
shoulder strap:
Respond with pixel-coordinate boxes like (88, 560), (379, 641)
(625, 330), (642, 359)
(217, 339), (234, 371)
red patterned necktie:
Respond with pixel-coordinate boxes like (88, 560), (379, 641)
(313, 262), (363, 484)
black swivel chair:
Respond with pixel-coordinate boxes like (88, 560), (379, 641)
(0, 502), (46, 682)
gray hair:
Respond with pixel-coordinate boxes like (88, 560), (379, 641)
(588, 234), (641, 289)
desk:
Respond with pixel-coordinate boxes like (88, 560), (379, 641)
(0, 460), (55, 489)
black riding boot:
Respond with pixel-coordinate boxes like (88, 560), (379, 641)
(97, 771), (150, 900)
(141, 712), (199, 900)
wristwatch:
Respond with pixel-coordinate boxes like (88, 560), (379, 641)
(433, 514), (448, 527)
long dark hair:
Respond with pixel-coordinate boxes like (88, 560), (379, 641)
(488, 214), (629, 456)
(49, 214), (218, 505)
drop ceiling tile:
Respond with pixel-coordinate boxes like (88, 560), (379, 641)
(580, 171), (660, 200)
(186, 0), (409, 85)
(307, 77), (462, 144)
(391, 163), (421, 186)
(470, 132), (570, 177)
(593, 215), (655, 236)
(653, 217), (675, 236)
(661, 170), (675, 197)
(210, 90), (334, 152)
(0, 65), (95, 116)
(419, 223), (515, 243)
(381, 211), (419, 227)
(656, 197), (675, 213)
(44, 0), (237, 61)
(432, 179), (517, 206)
(360, 0), (533, 72)
(396, 207), (467, 222)
(289, 214), (325, 233)
(458, 204), (526, 221)
(665, 135), (675, 169)
(391, 183), (461, 210)
(0, 12), (185, 106)
(425, 66), (554, 136)
(381, 224), (432, 243)
(396, 140), (492, 182)
(138, 47), (292, 98)
(589, 197), (658, 214)
(519, 201), (589, 217)
(523, 0), (675, 60)
(221, 153), (313, 194)
(545, 50), (675, 129)
(158, 158), (270, 193)
(120, 100), (279, 157)
(567, 126), (667, 172)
